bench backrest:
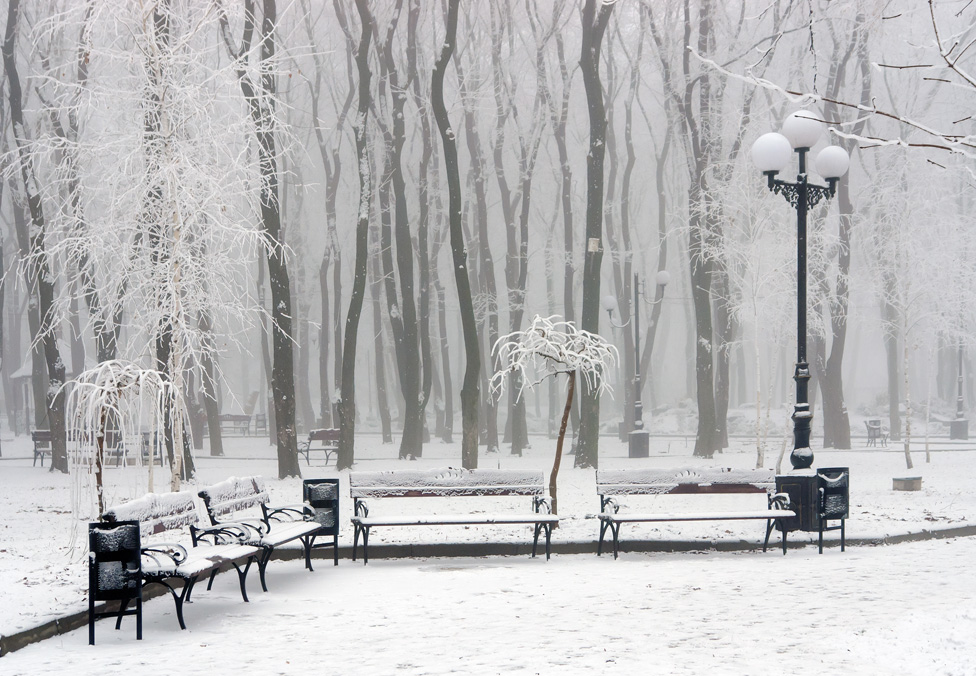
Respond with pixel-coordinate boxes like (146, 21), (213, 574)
(102, 491), (201, 539)
(349, 468), (546, 498)
(32, 430), (52, 447)
(596, 467), (775, 496)
(308, 428), (340, 443)
(198, 476), (268, 523)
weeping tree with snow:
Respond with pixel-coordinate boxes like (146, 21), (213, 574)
(65, 360), (185, 517)
(491, 316), (617, 515)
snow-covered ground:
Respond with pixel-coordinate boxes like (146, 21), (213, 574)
(1, 432), (974, 673)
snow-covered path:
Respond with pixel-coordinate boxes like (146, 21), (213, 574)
(4, 537), (973, 675)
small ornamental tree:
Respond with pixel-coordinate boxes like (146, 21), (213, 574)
(491, 315), (617, 515)
(65, 360), (186, 517)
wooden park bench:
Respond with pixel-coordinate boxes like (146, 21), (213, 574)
(864, 419), (888, 447)
(299, 428), (340, 465)
(95, 491), (260, 638)
(595, 467), (795, 559)
(349, 468), (559, 564)
(198, 476), (335, 590)
(218, 414), (251, 436)
(31, 429), (52, 467)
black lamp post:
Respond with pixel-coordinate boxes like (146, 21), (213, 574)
(602, 270), (669, 458)
(951, 343), (969, 440)
(751, 112), (850, 470)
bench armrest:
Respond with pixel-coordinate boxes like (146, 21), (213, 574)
(533, 496), (552, 514)
(600, 496), (620, 514)
(142, 543), (188, 567)
(191, 522), (256, 546)
(264, 503), (307, 523)
(768, 493), (791, 510)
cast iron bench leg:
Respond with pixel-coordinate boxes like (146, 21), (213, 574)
(763, 518), (775, 553)
(362, 527), (370, 565)
(352, 524), (360, 562)
(611, 521), (621, 560)
(257, 548), (273, 592)
(545, 524), (552, 560)
(598, 519), (611, 556)
(232, 558), (253, 602)
(157, 579), (194, 630)
(531, 524), (540, 558)
(333, 532), (339, 566)
(302, 534), (315, 571)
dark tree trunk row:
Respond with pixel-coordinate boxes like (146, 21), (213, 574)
(432, 0), (479, 469)
(576, 0), (615, 469)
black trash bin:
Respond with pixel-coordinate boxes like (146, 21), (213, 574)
(303, 478), (340, 567)
(88, 520), (143, 645)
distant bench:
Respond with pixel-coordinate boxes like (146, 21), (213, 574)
(596, 467), (795, 558)
(299, 428), (339, 465)
(31, 430), (51, 467)
(864, 420), (888, 447)
(349, 468), (559, 563)
(218, 414), (251, 436)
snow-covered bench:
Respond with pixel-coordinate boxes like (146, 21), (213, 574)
(299, 428), (339, 465)
(349, 468), (559, 563)
(99, 491), (260, 633)
(198, 476), (333, 591)
(596, 467), (795, 559)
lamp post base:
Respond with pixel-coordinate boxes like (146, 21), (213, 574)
(628, 429), (649, 458)
(790, 446), (814, 471)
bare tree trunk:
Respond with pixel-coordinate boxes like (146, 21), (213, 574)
(370, 211), (394, 443)
(407, 0), (434, 450)
(432, 0), (479, 468)
(336, 0), (373, 469)
(550, 372), (575, 518)
(576, 0), (615, 469)
(223, 0), (299, 478)
(4, 0), (68, 472)
(199, 310), (223, 456)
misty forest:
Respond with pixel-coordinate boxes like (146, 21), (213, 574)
(2, 0), (975, 481)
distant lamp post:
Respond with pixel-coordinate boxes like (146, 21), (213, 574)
(751, 112), (850, 470)
(951, 343), (969, 440)
(602, 270), (670, 458)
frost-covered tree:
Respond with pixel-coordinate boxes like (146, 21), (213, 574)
(21, 0), (282, 482)
(492, 315), (617, 515)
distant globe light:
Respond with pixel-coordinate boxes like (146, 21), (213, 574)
(750, 132), (792, 173)
(781, 111), (823, 149)
(601, 294), (618, 313)
(815, 145), (850, 179)
(655, 270), (671, 287)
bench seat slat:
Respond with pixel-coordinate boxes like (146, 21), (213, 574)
(352, 514), (560, 527)
(253, 520), (323, 547)
(598, 509), (795, 523)
(143, 543), (260, 578)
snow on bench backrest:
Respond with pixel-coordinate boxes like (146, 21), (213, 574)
(349, 467), (545, 498)
(596, 467), (775, 496)
(198, 476), (269, 519)
(102, 491), (200, 538)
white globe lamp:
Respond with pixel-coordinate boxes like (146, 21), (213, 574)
(655, 270), (671, 287)
(750, 132), (792, 174)
(782, 111), (823, 150)
(815, 145), (850, 179)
